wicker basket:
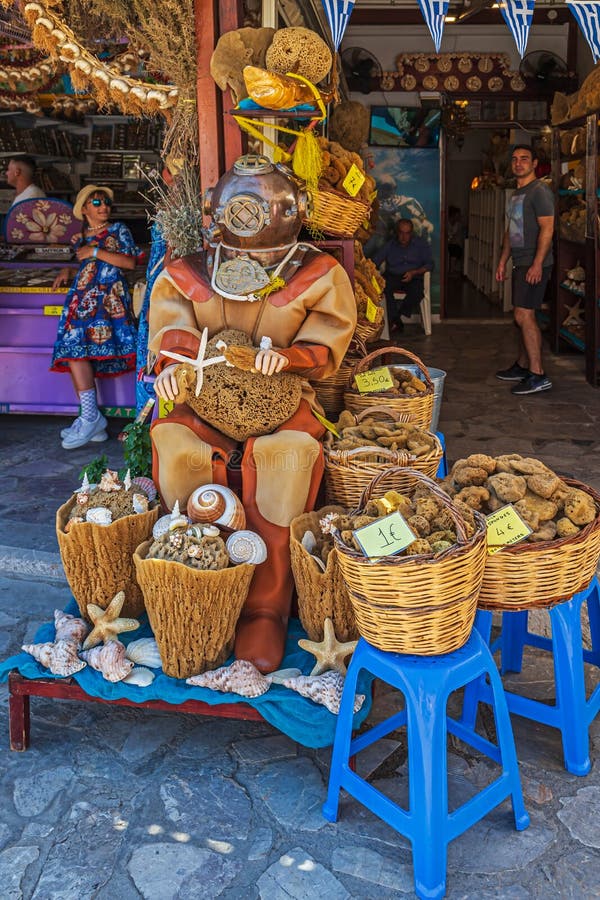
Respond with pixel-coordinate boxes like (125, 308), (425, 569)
(310, 337), (368, 420)
(344, 346), (435, 429)
(324, 406), (443, 508)
(478, 477), (600, 611)
(354, 305), (385, 345)
(134, 540), (255, 679)
(307, 184), (371, 239)
(333, 468), (487, 655)
(290, 505), (358, 643)
(56, 497), (159, 621)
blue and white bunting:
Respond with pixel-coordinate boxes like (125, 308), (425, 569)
(321, 0), (356, 50)
(416, 0), (450, 52)
(499, 0), (536, 58)
(567, 1), (600, 64)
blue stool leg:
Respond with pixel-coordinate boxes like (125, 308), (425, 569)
(461, 610), (493, 729)
(585, 577), (600, 666)
(322, 651), (363, 822)
(549, 593), (591, 776)
(407, 679), (449, 900)
(499, 610), (529, 675)
(434, 431), (447, 478)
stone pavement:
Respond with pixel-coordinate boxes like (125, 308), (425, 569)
(0, 321), (599, 899)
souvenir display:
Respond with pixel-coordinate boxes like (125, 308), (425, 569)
(343, 347), (435, 428)
(282, 670), (365, 716)
(82, 591), (140, 650)
(297, 617), (358, 676)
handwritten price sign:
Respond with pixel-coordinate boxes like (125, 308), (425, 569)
(342, 163), (366, 197)
(486, 504), (532, 555)
(353, 511), (416, 558)
(365, 297), (378, 323)
(354, 366), (394, 394)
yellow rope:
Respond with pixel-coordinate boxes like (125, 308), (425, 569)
(255, 275), (286, 299)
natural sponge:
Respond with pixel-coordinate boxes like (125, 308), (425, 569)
(265, 27), (332, 84)
(210, 27), (275, 104)
(329, 101), (370, 152)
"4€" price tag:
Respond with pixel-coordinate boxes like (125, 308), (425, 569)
(353, 511), (416, 558)
(354, 366), (394, 394)
(342, 163), (366, 197)
(486, 504), (532, 555)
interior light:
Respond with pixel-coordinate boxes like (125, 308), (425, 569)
(446, 15), (457, 21)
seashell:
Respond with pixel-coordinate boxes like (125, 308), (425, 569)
(132, 476), (157, 501)
(79, 640), (134, 682)
(168, 498), (190, 532)
(301, 530), (317, 553)
(186, 542), (203, 558)
(226, 530), (267, 565)
(76, 491), (89, 506)
(54, 610), (89, 645)
(566, 264), (585, 282)
(152, 513), (172, 540)
(186, 659), (272, 697)
(123, 469), (132, 491)
(132, 493), (149, 515)
(187, 484), (246, 531)
(125, 637), (162, 668)
(122, 666), (155, 687)
(99, 469), (121, 492)
(65, 516), (84, 533)
(202, 524), (220, 537)
(283, 670), (365, 715)
(22, 640), (86, 676)
(187, 524), (205, 539)
(86, 506), (113, 526)
(76, 473), (91, 494)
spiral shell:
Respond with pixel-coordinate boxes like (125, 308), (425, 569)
(80, 640), (134, 682)
(283, 671), (365, 716)
(86, 507), (113, 526)
(125, 637), (162, 668)
(186, 659), (271, 697)
(22, 640), (86, 677)
(132, 493), (149, 515)
(54, 610), (89, 646)
(152, 514), (172, 540)
(187, 485), (246, 531)
(226, 530), (267, 565)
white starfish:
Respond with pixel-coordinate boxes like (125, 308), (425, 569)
(160, 326), (226, 397)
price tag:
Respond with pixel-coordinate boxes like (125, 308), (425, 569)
(354, 366), (394, 394)
(486, 504), (532, 555)
(370, 275), (382, 294)
(353, 511), (416, 558)
(342, 163), (366, 197)
(158, 397), (174, 418)
(43, 305), (63, 316)
(369, 189), (378, 201)
(312, 409), (340, 437)
(365, 297), (378, 323)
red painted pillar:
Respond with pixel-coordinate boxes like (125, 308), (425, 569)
(194, 0), (224, 189)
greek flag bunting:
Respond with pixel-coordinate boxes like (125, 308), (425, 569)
(321, 0), (356, 50)
(416, 0), (450, 52)
(567, 1), (600, 63)
(499, 0), (535, 58)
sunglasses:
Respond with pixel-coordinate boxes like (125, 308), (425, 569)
(89, 197), (112, 208)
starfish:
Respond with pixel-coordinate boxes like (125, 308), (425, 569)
(160, 326), (226, 397)
(298, 617), (358, 676)
(82, 591), (140, 650)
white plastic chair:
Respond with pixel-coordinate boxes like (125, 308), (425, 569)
(391, 271), (432, 336)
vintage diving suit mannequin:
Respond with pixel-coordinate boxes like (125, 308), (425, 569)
(148, 154), (356, 673)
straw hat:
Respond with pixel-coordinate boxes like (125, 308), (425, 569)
(73, 184), (114, 220)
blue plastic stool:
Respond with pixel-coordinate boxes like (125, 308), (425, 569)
(463, 577), (600, 777)
(435, 431), (448, 478)
(323, 631), (529, 900)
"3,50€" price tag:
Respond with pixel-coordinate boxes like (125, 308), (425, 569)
(354, 366), (394, 394)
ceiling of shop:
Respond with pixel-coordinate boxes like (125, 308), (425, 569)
(352, 0), (572, 25)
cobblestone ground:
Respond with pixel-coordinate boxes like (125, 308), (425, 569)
(0, 321), (599, 899)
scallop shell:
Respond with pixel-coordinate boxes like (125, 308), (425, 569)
(22, 640), (86, 676)
(187, 485), (246, 531)
(132, 476), (157, 501)
(86, 507), (113, 526)
(186, 659), (272, 697)
(125, 637), (162, 669)
(79, 640), (134, 682)
(282, 671), (365, 715)
(54, 610), (89, 646)
(122, 666), (155, 687)
(226, 530), (267, 565)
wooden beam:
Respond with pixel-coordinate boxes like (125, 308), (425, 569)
(219, 0), (244, 167)
(194, 0), (224, 189)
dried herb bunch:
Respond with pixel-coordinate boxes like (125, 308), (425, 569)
(144, 164), (204, 260)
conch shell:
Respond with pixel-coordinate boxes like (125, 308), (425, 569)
(282, 670), (365, 715)
(187, 484), (246, 531)
(243, 65), (333, 110)
(125, 637), (162, 669)
(225, 530), (267, 565)
(186, 659), (272, 697)
(98, 469), (121, 492)
(53, 610), (89, 646)
(79, 640), (134, 682)
(22, 640), (86, 676)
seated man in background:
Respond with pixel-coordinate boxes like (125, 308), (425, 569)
(6, 155), (46, 209)
(373, 218), (433, 333)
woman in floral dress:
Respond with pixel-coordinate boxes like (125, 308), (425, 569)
(51, 185), (139, 449)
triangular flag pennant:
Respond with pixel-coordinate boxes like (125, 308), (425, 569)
(567, 1), (600, 64)
(321, 0), (356, 50)
(499, 0), (536, 58)
(416, 0), (450, 52)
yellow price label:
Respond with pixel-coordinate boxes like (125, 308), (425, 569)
(370, 275), (382, 294)
(312, 409), (340, 437)
(366, 297), (378, 323)
(43, 305), (63, 316)
(369, 189), (378, 201)
(342, 163), (366, 198)
(158, 397), (174, 419)
(354, 366), (394, 394)
(486, 504), (532, 555)
(353, 511), (416, 558)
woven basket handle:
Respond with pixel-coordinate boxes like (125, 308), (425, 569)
(331, 446), (411, 466)
(348, 346), (434, 391)
(354, 406), (413, 424)
(357, 467), (468, 543)
(348, 335), (368, 358)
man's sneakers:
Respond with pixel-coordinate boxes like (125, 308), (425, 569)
(495, 361), (530, 382)
(61, 412), (108, 449)
(511, 373), (552, 395)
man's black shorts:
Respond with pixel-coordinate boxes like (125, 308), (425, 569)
(512, 265), (552, 310)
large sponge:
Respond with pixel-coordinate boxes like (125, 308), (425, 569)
(265, 27), (332, 84)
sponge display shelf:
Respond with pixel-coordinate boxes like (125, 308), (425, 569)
(466, 187), (513, 312)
